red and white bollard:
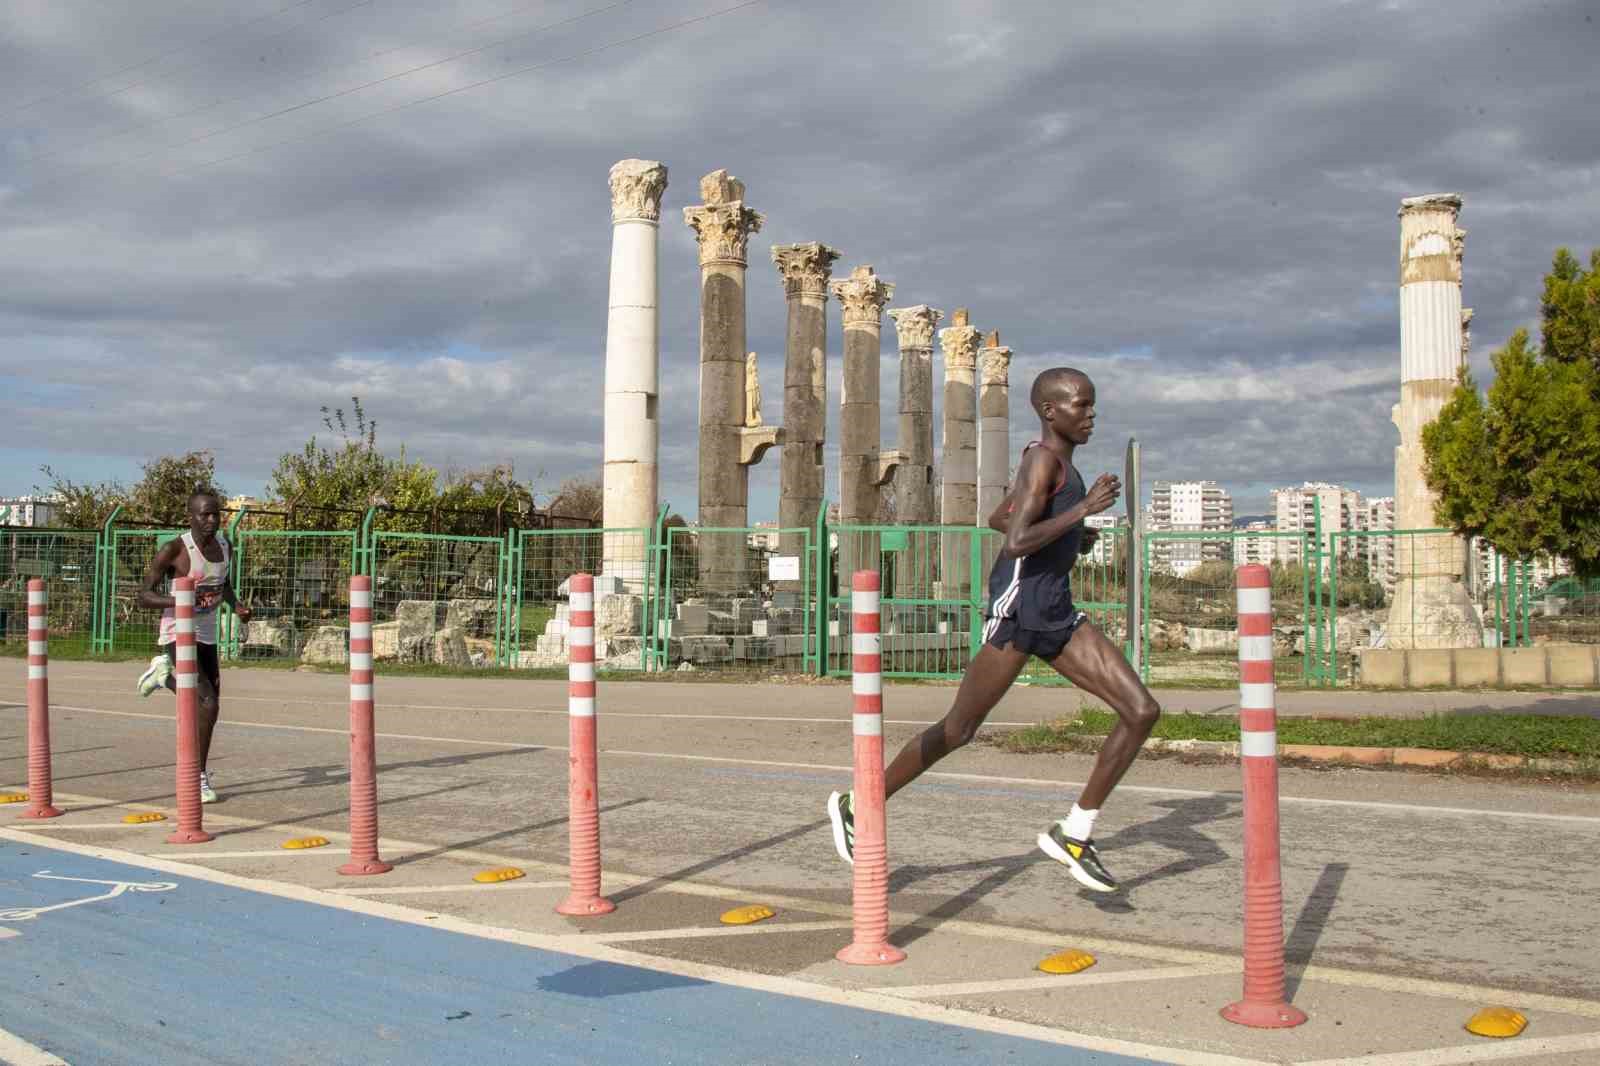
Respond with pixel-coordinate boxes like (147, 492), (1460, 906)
(557, 573), (613, 916)
(340, 575), (391, 875)
(837, 570), (904, 966)
(167, 577), (213, 844)
(1222, 564), (1306, 1028)
(22, 579), (62, 819)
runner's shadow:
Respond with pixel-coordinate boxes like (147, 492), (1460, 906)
(1283, 861), (1348, 1001)
(1088, 794), (1239, 913)
(888, 852), (1037, 949)
(394, 797), (651, 866)
(609, 819), (829, 904)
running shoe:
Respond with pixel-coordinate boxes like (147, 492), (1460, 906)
(1037, 823), (1117, 892)
(136, 654), (171, 697)
(199, 769), (218, 805)
(827, 790), (855, 864)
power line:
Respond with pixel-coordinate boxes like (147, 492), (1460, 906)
(2, 0), (330, 121)
(162, 0), (763, 181)
(25, 0), (639, 173)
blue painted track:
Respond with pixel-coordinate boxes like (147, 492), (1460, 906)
(0, 842), (1162, 1065)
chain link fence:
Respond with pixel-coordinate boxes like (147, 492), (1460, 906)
(0, 528), (99, 656)
(368, 531), (505, 669)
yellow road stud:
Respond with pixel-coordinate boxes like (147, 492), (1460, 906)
(281, 836), (330, 849)
(720, 905), (775, 925)
(1465, 1006), (1527, 1038)
(122, 812), (168, 824)
(0, 793), (27, 804)
(1037, 949), (1097, 974)
(473, 867), (526, 883)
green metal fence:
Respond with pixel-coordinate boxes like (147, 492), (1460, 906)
(824, 525), (977, 678)
(370, 531), (507, 667)
(223, 529), (359, 660)
(0, 527), (99, 656)
(101, 526), (182, 654)
(509, 525), (653, 670)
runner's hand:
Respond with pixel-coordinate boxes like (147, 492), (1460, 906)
(234, 603), (253, 625)
(1083, 474), (1121, 516)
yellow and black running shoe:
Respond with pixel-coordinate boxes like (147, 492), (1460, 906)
(827, 790), (854, 865)
(1037, 823), (1117, 892)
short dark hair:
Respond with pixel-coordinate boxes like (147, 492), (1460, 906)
(1030, 367), (1092, 414)
(188, 487), (221, 511)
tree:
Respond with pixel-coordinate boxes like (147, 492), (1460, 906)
(1424, 249), (1600, 579)
(36, 466), (126, 529)
(548, 476), (602, 526)
(266, 398), (436, 529)
(125, 451), (226, 525)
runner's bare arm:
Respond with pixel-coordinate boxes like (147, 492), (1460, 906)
(986, 488), (1016, 533)
(1004, 450), (1120, 558)
(135, 540), (186, 611)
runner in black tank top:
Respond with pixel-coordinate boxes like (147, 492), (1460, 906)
(827, 368), (1163, 896)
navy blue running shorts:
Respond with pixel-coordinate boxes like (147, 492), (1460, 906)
(984, 611), (1088, 661)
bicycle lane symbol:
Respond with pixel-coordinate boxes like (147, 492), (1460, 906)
(0, 871), (178, 923)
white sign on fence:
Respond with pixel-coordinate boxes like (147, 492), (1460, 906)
(767, 555), (800, 581)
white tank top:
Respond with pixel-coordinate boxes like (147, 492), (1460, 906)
(157, 532), (231, 646)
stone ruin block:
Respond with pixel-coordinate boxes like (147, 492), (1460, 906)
(301, 625), (348, 665)
(431, 626), (471, 667)
(675, 603), (710, 635)
(371, 622), (399, 660)
(750, 617), (786, 637)
(243, 620), (294, 657)
(680, 636), (732, 664)
(445, 598), (497, 638)
(708, 610), (739, 635)
(595, 594), (642, 639)
(731, 636), (776, 660)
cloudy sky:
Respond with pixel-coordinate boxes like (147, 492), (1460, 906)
(2, 0), (1596, 521)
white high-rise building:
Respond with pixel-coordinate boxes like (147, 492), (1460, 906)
(1272, 482), (1367, 571)
(0, 495), (59, 527)
(1236, 520), (1278, 567)
(1365, 496), (1396, 591)
(1149, 480), (1233, 576)
(1082, 514), (1120, 566)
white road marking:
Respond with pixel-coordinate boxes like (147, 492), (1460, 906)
(330, 880), (570, 896)
(589, 919), (853, 943)
(1, 823), (164, 831)
(0, 828), (1274, 1066)
(0, 1027), (70, 1065)
(137, 848), (335, 859)
(885, 962), (1239, 998)
(1299, 1030), (1600, 1065)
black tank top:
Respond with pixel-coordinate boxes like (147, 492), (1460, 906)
(985, 443), (1086, 630)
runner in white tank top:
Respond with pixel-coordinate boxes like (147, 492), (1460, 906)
(135, 489), (253, 803)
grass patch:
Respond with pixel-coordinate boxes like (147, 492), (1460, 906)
(998, 709), (1600, 759)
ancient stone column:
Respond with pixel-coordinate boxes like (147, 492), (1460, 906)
(977, 329), (1013, 525)
(1387, 193), (1482, 649)
(683, 170), (778, 593)
(831, 265), (894, 585)
(772, 242), (840, 581)
(888, 305), (941, 597)
(601, 159), (668, 593)
(938, 309), (981, 598)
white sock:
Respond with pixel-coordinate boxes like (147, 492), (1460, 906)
(1062, 803), (1099, 841)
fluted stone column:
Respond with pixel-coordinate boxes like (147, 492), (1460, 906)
(773, 242), (840, 582)
(938, 309), (981, 597)
(831, 265), (894, 585)
(977, 330), (1013, 525)
(888, 305), (941, 597)
(601, 159), (667, 592)
(1387, 193), (1482, 649)
(684, 170), (777, 592)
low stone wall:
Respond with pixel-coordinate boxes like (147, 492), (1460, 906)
(1357, 644), (1599, 688)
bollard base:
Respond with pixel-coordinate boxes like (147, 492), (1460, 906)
(1222, 999), (1308, 1029)
(836, 941), (906, 966)
(339, 859), (394, 876)
(21, 804), (63, 819)
(556, 895), (616, 916)
(166, 828), (215, 844)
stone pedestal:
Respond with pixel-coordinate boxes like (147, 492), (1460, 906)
(1387, 193), (1482, 649)
(773, 242), (840, 584)
(938, 309), (981, 598)
(831, 265), (894, 585)
(684, 170), (774, 593)
(889, 305), (941, 596)
(977, 330), (1013, 527)
(602, 159), (668, 591)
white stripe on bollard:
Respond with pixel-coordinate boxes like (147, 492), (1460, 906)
(28, 590), (46, 606)
(852, 713), (883, 736)
(350, 683), (373, 702)
(1240, 730), (1277, 758)
(176, 644), (196, 662)
(350, 652), (373, 671)
(28, 666), (46, 680)
(569, 661), (595, 683)
(570, 592), (594, 612)
(28, 640), (47, 656)
(1236, 586), (1271, 614)
(852, 590), (880, 615)
(569, 626), (595, 646)
(852, 673), (882, 696)
(350, 590), (373, 609)
(176, 673), (196, 689)
(351, 621), (372, 640)
(1239, 682), (1275, 709)
(568, 697), (596, 717)
(1238, 635), (1274, 662)
(851, 633), (879, 655)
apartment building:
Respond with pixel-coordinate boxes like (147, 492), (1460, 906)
(1271, 482), (1366, 570)
(1149, 480), (1233, 577)
(1365, 496), (1396, 591)
(0, 495), (59, 527)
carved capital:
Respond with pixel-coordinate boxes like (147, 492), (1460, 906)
(738, 425), (783, 466)
(940, 323), (981, 374)
(684, 202), (764, 266)
(1398, 192), (1463, 219)
(1461, 307), (1474, 356)
(980, 344), (1012, 386)
(608, 158), (668, 223)
(877, 450), (903, 487)
(772, 242), (841, 299)
(830, 265), (894, 329)
(888, 305), (943, 351)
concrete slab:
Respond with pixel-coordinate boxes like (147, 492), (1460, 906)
(1452, 647), (1501, 688)
(1408, 649), (1454, 687)
(1357, 649), (1406, 687)
(1547, 644), (1598, 688)
(1504, 646), (1550, 687)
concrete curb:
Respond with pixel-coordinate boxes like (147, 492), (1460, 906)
(1049, 734), (1592, 774)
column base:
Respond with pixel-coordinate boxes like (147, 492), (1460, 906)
(836, 941), (906, 966)
(556, 894), (616, 916)
(338, 859), (394, 876)
(166, 828), (215, 844)
(21, 804), (63, 819)
(1221, 999), (1308, 1029)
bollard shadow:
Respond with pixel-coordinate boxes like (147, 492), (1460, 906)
(0, 744), (118, 764)
(393, 796), (651, 866)
(610, 819), (829, 905)
(887, 851), (1037, 949)
(221, 745), (550, 802)
(1086, 794), (1239, 914)
(207, 779), (484, 839)
(1283, 861), (1349, 1002)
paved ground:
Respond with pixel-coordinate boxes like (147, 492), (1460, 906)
(3, 661), (1599, 1065)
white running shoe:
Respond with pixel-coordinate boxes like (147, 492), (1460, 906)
(137, 654), (171, 697)
(199, 769), (218, 804)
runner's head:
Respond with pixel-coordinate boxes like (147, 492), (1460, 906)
(1030, 368), (1096, 445)
(188, 488), (222, 542)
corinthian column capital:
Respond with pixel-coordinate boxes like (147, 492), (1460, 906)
(979, 330), (1012, 385)
(683, 169), (764, 266)
(771, 242), (841, 299)
(1398, 193), (1465, 286)
(830, 265), (893, 329)
(888, 305), (943, 351)
(608, 159), (668, 223)
(939, 307), (981, 374)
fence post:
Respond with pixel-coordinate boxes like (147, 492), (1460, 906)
(557, 573), (613, 916)
(22, 580), (62, 819)
(814, 501), (829, 677)
(166, 577), (213, 845)
(340, 574), (392, 875)
(1222, 563), (1306, 1028)
(837, 570), (904, 965)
